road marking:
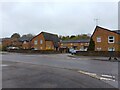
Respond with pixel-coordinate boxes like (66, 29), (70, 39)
(78, 70), (116, 82)
(1, 64), (8, 67)
(100, 77), (115, 81)
(101, 74), (115, 78)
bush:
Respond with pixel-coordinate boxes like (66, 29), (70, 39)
(2, 46), (7, 51)
(88, 38), (95, 51)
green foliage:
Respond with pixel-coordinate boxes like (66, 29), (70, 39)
(59, 34), (91, 40)
(2, 46), (7, 51)
(88, 38), (95, 51)
(22, 34), (34, 38)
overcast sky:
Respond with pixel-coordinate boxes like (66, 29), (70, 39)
(0, 0), (119, 38)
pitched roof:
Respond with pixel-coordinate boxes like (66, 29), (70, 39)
(113, 30), (120, 34)
(61, 39), (90, 43)
(18, 36), (33, 42)
(31, 32), (60, 47)
(91, 26), (120, 38)
(2, 38), (11, 41)
(41, 32), (60, 47)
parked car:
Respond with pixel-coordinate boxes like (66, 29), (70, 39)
(69, 48), (79, 55)
(7, 46), (19, 50)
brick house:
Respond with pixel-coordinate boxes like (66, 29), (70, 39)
(91, 26), (120, 51)
(19, 37), (32, 49)
(11, 38), (22, 48)
(31, 32), (60, 50)
(2, 38), (12, 47)
(60, 39), (90, 52)
(2, 38), (22, 49)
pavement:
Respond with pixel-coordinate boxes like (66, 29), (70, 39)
(68, 54), (120, 62)
(1, 53), (119, 88)
(2, 61), (114, 88)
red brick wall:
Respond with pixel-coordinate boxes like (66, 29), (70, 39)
(92, 27), (120, 51)
(31, 33), (55, 50)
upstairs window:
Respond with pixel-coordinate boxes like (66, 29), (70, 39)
(97, 37), (101, 42)
(40, 39), (43, 44)
(108, 36), (115, 43)
(34, 40), (38, 45)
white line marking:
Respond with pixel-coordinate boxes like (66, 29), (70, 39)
(78, 70), (116, 82)
(100, 77), (116, 81)
(101, 75), (115, 78)
(1, 64), (8, 67)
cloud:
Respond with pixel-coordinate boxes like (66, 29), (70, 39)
(1, 1), (118, 37)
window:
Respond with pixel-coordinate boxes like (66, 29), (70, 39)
(97, 37), (101, 42)
(108, 36), (115, 43)
(96, 47), (101, 51)
(85, 43), (88, 45)
(40, 47), (42, 49)
(34, 48), (38, 50)
(34, 40), (38, 45)
(81, 43), (83, 45)
(40, 39), (43, 44)
(108, 47), (115, 51)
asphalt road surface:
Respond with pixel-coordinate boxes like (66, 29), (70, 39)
(1, 53), (119, 88)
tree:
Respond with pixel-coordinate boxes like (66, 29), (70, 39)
(70, 35), (75, 39)
(88, 38), (95, 51)
(11, 33), (20, 39)
(21, 34), (34, 38)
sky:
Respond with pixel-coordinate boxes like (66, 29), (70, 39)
(0, 0), (119, 38)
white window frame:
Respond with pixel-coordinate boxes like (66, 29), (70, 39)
(96, 47), (101, 51)
(108, 36), (115, 43)
(97, 37), (101, 42)
(34, 48), (38, 50)
(108, 47), (115, 51)
(40, 39), (43, 44)
(34, 40), (38, 45)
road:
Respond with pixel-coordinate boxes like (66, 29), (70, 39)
(1, 53), (119, 88)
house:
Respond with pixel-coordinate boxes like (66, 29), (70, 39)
(91, 26), (120, 51)
(2, 38), (12, 47)
(11, 38), (22, 48)
(0, 38), (2, 50)
(60, 39), (90, 52)
(19, 37), (33, 49)
(30, 32), (60, 50)
(2, 37), (23, 50)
